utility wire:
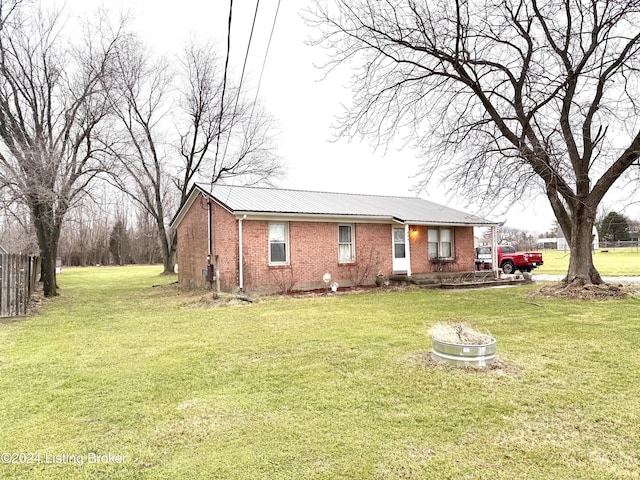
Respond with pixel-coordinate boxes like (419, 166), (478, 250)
(249, 0), (281, 124)
(211, 0), (234, 192)
(220, 0), (262, 166)
(211, 0), (281, 195)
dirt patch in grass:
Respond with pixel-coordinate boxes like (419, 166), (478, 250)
(180, 292), (257, 308)
(533, 283), (637, 300)
(402, 351), (522, 377)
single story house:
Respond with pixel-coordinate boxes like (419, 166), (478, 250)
(171, 184), (498, 293)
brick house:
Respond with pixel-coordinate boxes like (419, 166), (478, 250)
(171, 184), (497, 293)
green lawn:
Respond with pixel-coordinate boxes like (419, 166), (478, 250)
(1, 266), (640, 479)
(536, 248), (640, 276)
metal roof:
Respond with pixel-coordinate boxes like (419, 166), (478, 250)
(197, 184), (495, 226)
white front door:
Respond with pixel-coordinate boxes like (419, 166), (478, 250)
(392, 228), (410, 273)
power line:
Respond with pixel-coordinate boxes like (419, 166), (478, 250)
(249, 0), (281, 123)
(220, 0), (262, 167)
(233, 0), (261, 118)
(211, 0), (234, 192)
(216, 0), (281, 189)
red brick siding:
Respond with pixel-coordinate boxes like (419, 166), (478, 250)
(176, 198), (239, 288)
(408, 226), (429, 273)
(408, 225), (475, 273)
(212, 202), (239, 290)
(176, 198), (209, 287)
(178, 203), (477, 290)
(453, 226), (475, 270)
(241, 221), (393, 291)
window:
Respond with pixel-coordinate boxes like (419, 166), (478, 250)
(428, 228), (454, 259)
(440, 228), (452, 258)
(338, 224), (355, 263)
(269, 222), (289, 264)
(393, 228), (406, 258)
(428, 229), (439, 258)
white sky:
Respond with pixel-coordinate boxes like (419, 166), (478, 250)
(66, 0), (640, 234)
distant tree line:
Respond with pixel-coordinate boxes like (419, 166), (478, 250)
(0, 189), (164, 266)
(0, 0), (282, 296)
(480, 210), (640, 252)
(538, 210), (640, 244)
(596, 211), (640, 243)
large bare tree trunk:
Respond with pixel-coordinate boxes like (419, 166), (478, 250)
(308, 1), (640, 291)
(32, 204), (62, 297)
(0, 3), (127, 297)
(564, 209), (603, 286)
(158, 220), (176, 275)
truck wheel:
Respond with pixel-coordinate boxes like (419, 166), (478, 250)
(501, 261), (515, 275)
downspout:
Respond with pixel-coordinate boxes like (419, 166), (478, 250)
(207, 200), (213, 287)
(491, 225), (498, 278)
(238, 215), (247, 291)
(207, 201), (212, 259)
(405, 223), (412, 277)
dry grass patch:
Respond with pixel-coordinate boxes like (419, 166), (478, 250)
(401, 350), (522, 378)
(534, 283), (636, 300)
(429, 321), (494, 345)
(3, 266), (640, 479)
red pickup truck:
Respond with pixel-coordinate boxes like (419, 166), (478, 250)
(475, 245), (543, 274)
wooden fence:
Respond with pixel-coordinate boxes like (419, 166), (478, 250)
(0, 254), (40, 317)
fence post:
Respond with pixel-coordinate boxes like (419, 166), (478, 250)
(0, 254), (40, 317)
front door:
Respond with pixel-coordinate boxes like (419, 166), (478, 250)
(392, 228), (409, 273)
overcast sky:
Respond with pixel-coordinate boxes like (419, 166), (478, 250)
(65, 0), (640, 235)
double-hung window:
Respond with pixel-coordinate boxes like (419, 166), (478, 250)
(269, 222), (289, 265)
(428, 228), (454, 259)
(338, 224), (355, 263)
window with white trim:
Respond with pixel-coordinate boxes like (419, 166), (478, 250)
(269, 222), (289, 265)
(428, 227), (454, 259)
(338, 224), (355, 263)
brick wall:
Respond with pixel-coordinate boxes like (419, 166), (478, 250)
(212, 202), (239, 290)
(178, 201), (477, 291)
(453, 226), (476, 270)
(241, 221), (393, 293)
(176, 196), (209, 287)
(176, 197), (239, 288)
(408, 225), (475, 273)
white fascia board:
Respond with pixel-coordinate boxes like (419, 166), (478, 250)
(170, 186), (236, 229)
(169, 187), (201, 229)
(407, 221), (500, 228)
(234, 212), (399, 224)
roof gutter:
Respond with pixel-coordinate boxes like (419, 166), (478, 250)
(234, 211), (404, 224)
(406, 221), (500, 228)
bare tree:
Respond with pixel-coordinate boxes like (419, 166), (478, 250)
(107, 38), (282, 274)
(129, 205), (162, 265)
(58, 194), (111, 266)
(106, 37), (178, 274)
(175, 40), (282, 204)
(0, 1), (127, 296)
(0, 195), (36, 253)
(308, 0), (640, 286)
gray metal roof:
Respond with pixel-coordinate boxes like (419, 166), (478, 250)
(199, 184), (495, 226)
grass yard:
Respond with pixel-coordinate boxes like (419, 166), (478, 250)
(536, 248), (640, 276)
(1, 266), (640, 479)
